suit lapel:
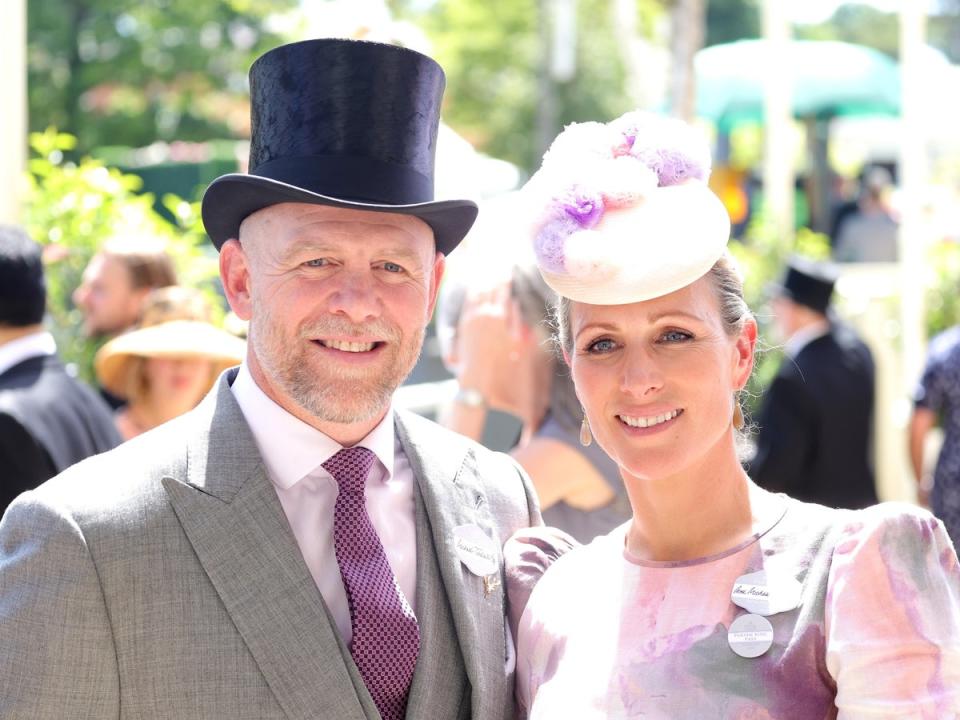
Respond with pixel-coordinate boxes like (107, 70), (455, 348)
(404, 477), (468, 718)
(396, 412), (509, 720)
(162, 376), (373, 720)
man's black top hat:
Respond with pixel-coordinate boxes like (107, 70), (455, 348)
(774, 256), (837, 315)
(201, 39), (478, 255)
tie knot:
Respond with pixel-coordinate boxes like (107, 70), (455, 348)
(323, 446), (376, 495)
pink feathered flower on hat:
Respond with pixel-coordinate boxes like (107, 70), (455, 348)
(612, 111), (712, 187)
(528, 111), (711, 274)
(525, 110), (730, 305)
(561, 186), (604, 228)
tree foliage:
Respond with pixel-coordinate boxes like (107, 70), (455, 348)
(922, 240), (960, 339)
(792, 3), (960, 64)
(392, 0), (652, 174)
(391, 0), (761, 173)
(27, 0), (298, 156)
(794, 4), (898, 57)
(23, 129), (221, 381)
(704, 0), (759, 47)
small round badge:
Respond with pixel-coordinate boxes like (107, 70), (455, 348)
(727, 613), (774, 658)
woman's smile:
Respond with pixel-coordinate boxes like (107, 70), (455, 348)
(618, 408), (683, 430)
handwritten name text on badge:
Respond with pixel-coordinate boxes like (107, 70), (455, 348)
(730, 570), (802, 616)
(453, 524), (499, 576)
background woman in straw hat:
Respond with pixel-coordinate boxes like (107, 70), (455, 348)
(505, 111), (960, 718)
(95, 286), (246, 440)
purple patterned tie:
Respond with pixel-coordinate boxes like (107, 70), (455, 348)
(324, 447), (420, 720)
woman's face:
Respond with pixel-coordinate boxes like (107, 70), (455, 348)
(567, 274), (756, 482)
(144, 356), (213, 407)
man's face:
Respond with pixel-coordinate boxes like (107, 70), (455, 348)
(769, 295), (797, 344)
(222, 203), (444, 432)
(72, 253), (144, 337)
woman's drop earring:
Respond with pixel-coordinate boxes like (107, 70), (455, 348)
(580, 413), (593, 447)
(733, 396), (744, 430)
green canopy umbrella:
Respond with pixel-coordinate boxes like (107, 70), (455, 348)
(696, 39), (901, 131)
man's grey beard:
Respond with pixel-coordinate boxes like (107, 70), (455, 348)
(250, 309), (424, 425)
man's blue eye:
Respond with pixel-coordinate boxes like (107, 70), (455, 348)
(304, 258), (326, 267)
(384, 262), (403, 273)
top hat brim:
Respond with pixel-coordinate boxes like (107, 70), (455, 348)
(202, 174), (478, 257)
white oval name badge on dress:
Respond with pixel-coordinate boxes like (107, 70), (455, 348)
(730, 570), (802, 616)
(728, 613), (774, 658)
(453, 524), (499, 576)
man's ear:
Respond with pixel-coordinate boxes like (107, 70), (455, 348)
(425, 251), (446, 320)
(220, 239), (253, 321)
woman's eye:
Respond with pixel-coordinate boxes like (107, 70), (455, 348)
(303, 258), (327, 268)
(587, 338), (617, 353)
(661, 330), (692, 343)
(383, 261), (403, 273)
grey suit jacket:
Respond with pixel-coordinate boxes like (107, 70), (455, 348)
(0, 372), (541, 719)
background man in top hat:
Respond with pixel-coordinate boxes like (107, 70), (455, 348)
(0, 39), (540, 720)
(0, 225), (120, 515)
(748, 257), (878, 509)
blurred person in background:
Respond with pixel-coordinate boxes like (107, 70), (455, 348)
(73, 237), (178, 408)
(832, 166), (898, 263)
(749, 258), (878, 509)
(0, 225), (120, 515)
(73, 237), (178, 338)
(437, 256), (629, 543)
(94, 286), (246, 440)
(909, 323), (960, 546)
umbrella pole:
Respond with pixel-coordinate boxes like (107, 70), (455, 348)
(805, 117), (832, 235)
(761, 0), (794, 248)
(895, 5), (929, 503)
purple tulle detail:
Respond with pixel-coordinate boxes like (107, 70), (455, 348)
(633, 147), (708, 186)
(534, 216), (578, 273)
(612, 111), (712, 186)
(561, 187), (604, 228)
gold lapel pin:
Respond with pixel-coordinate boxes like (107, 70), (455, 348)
(483, 574), (501, 598)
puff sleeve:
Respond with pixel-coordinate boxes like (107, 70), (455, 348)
(503, 527), (578, 655)
(825, 503), (960, 718)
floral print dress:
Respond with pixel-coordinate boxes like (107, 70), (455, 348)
(507, 496), (960, 719)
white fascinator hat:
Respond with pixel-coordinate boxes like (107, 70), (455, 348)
(523, 111), (731, 305)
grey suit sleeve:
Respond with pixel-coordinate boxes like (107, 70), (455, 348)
(0, 494), (120, 718)
(514, 460), (543, 529)
(486, 453), (542, 532)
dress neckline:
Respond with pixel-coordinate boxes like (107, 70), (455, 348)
(619, 492), (791, 569)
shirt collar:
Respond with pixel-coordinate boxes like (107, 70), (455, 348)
(230, 362), (396, 489)
(0, 331), (56, 376)
(784, 319), (830, 359)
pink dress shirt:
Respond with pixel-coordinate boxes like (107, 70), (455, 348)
(230, 364), (417, 644)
